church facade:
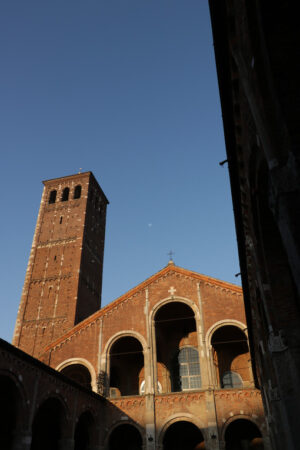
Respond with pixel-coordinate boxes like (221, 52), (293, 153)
(2, 173), (268, 449)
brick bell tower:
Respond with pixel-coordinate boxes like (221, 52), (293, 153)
(13, 172), (108, 358)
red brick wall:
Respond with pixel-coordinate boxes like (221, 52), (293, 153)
(13, 172), (107, 358)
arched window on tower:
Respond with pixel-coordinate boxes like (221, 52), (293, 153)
(61, 187), (69, 202)
(49, 190), (57, 204)
(74, 185), (81, 199)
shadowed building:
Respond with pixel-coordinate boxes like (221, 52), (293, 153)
(209, 1), (300, 449)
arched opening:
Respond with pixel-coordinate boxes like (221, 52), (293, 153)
(155, 302), (200, 392)
(225, 419), (264, 449)
(74, 185), (82, 199)
(74, 411), (95, 450)
(109, 336), (144, 396)
(211, 326), (249, 388)
(60, 364), (92, 390)
(49, 190), (57, 204)
(163, 421), (205, 450)
(61, 187), (69, 202)
(31, 398), (66, 450)
(109, 424), (142, 450)
(0, 375), (22, 450)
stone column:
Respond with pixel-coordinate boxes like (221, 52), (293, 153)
(205, 390), (220, 450)
(145, 288), (156, 450)
(197, 282), (211, 389)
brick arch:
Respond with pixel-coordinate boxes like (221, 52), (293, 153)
(74, 408), (98, 449)
(0, 369), (30, 448)
(56, 358), (97, 392)
(103, 331), (147, 397)
(221, 414), (265, 441)
(150, 297), (202, 394)
(75, 405), (98, 423)
(205, 320), (250, 388)
(157, 414), (208, 448)
(150, 296), (200, 323)
(104, 420), (145, 449)
(33, 390), (70, 425)
(0, 369), (29, 425)
(103, 330), (148, 358)
(31, 395), (70, 450)
(205, 319), (248, 347)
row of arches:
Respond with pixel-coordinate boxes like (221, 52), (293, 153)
(105, 301), (251, 396)
(0, 374), (96, 450)
(108, 418), (264, 450)
(57, 301), (251, 397)
(0, 370), (264, 450)
(49, 185), (81, 204)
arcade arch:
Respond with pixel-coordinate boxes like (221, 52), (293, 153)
(210, 325), (250, 388)
(154, 300), (201, 393)
(224, 418), (264, 449)
(108, 423), (143, 450)
(162, 420), (205, 450)
(30, 397), (67, 450)
(56, 358), (96, 391)
(108, 335), (145, 397)
(74, 410), (96, 450)
(0, 374), (25, 450)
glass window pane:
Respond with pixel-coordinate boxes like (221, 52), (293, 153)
(222, 371), (243, 388)
(181, 377), (189, 389)
(190, 377), (201, 389)
(188, 349), (198, 363)
(189, 363), (200, 375)
(178, 347), (201, 390)
(178, 348), (188, 363)
(179, 364), (188, 376)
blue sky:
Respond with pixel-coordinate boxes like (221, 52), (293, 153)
(0, 1), (240, 342)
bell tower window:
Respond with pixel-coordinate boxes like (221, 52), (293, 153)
(61, 187), (69, 202)
(49, 190), (57, 204)
(74, 185), (81, 199)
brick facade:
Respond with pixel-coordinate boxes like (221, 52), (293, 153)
(6, 173), (268, 449)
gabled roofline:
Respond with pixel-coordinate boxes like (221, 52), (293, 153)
(43, 265), (242, 353)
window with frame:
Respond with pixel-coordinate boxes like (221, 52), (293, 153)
(221, 371), (243, 389)
(178, 347), (201, 390)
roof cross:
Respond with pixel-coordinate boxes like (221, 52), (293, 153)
(168, 250), (175, 261)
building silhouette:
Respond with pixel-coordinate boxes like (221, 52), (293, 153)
(209, 1), (300, 449)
